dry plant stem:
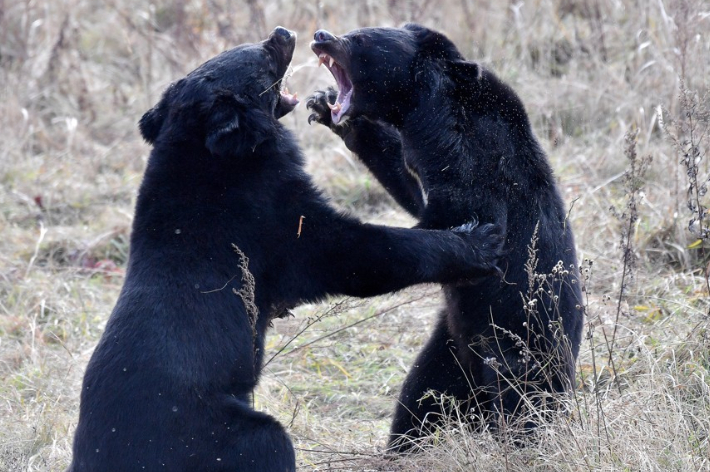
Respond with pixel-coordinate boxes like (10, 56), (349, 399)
(604, 130), (651, 388)
(681, 89), (710, 296)
(231, 244), (259, 359)
(264, 289), (437, 369)
(524, 222), (539, 391)
(564, 413), (594, 472)
(261, 297), (359, 369)
(580, 259), (611, 459)
(258, 368), (302, 429)
(683, 94), (710, 295)
(660, 79), (710, 299)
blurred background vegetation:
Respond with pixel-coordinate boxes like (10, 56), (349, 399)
(1, 0), (709, 470)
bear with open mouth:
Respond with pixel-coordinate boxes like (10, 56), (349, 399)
(67, 26), (505, 471)
(308, 24), (584, 451)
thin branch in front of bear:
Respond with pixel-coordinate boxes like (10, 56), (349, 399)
(525, 222), (540, 299)
(259, 64), (295, 97)
(231, 244), (259, 354)
(263, 290), (437, 369)
(262, 297), (360, 370)
(471, 223), (584, 441)
(199, 274), (239, 294)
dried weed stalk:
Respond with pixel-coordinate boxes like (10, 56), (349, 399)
(406, 225), (582, 450)
(659, 81), (710, 294)
(605, 130), (652, 379)
(575, 256), (613, 462)
(488, 223), (579, 436)
(231, 244), (259, 357)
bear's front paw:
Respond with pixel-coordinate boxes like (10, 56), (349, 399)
(453, 222), (506, 279)
(306, 87), (340, 130)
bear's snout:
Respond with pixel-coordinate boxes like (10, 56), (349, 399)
(272, 26), (293, 40)
(313, 29), (336, 43)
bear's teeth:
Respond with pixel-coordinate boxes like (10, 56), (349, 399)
(327, 101), (341, 113)
(317, 54), (336, 69)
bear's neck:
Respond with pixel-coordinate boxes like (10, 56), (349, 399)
(129, 136), (304, 255)
(402, 73), (549, 175)
(393, 75), (559, 229)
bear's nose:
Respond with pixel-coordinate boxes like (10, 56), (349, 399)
(273, 26), (293, 39)
(313, 30), (335, 43)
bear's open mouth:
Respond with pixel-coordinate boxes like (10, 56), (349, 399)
(316, 53), (353, 125)
(274, 87), (298, 119)
(279, 85), (299, 110)
(280, 88), (298, 106)
(273, 66), (299, 119)
(267, 26), (299, 119)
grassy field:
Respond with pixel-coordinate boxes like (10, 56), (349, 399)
(1, 0), (709, 470)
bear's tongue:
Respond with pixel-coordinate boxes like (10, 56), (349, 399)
(318, 54), (353, 124)
(329, 89), (351, 125)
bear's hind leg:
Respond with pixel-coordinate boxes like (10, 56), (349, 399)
(388, 316), (486, 453)
(215, 399), (296, 472)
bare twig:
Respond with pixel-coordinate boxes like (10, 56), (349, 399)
(605, 129), (652, 386)
(265, 290), (438, 368)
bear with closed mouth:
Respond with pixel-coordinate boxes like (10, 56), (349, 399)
(67, 27), (505, 472)
(308, 23), (584, 451)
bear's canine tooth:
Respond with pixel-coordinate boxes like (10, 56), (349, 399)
(329, 57), (335, 68)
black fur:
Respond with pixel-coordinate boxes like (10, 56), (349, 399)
(68, 27), (505, 472)
(308, 24), (584, 451)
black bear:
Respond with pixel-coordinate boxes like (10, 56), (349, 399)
(67, 27), (505, 472)
(308, 24), (584, 451)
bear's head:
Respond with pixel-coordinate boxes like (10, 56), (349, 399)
(311, 23), (478, 126)
(140, 26), (299, 157)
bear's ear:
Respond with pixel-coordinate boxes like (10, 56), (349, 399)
(404, 23), (463, 62)
(204, 91), (273, 157)
(139, 80), (183, 144)
(139, 98), (168, 144)
(447, 60), (483, 82)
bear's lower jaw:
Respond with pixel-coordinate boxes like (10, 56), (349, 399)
(280, 88), (299, 108)
(316, 52), (353, 125)
(330, 88), (352, 125)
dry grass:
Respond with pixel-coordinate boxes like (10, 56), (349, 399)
(1, 0), (709, 470)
